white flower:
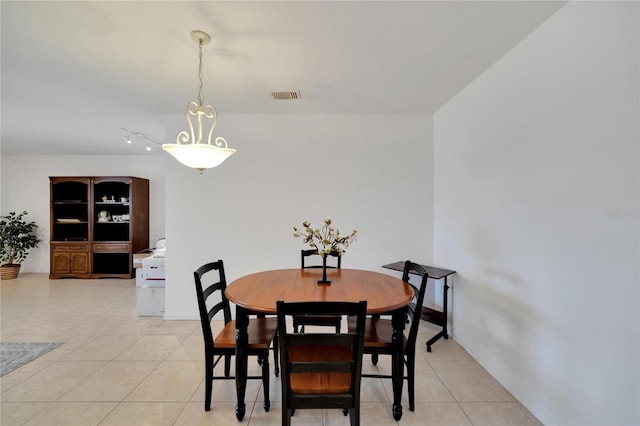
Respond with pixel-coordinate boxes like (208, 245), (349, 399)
(292, 218), (357, 256)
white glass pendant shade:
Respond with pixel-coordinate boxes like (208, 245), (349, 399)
(162, 143), (235, 172)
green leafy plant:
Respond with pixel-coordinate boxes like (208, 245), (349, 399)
(0, 211), (41, 266)
(293, 218), (357, 256)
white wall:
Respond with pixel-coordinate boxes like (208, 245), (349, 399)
(163, 113), (434, 319)
(0, 155), (167, 272)
(434, 2), (639, 425)
(0, 113), (434, 313)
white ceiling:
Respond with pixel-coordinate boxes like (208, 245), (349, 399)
(1, 1), (566, 156)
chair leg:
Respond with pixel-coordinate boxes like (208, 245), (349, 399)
(407, 354), (415, 411)
(262, 350), (271, 412)
(224, 354), (231, 377)
(204, 355), (213, 412)
(371, 353), (378, 365)
(273, 332), (280, 377)
(281, 405), (287, 426)
(350, 407), (360, 426)
(283, 408), (292, 426)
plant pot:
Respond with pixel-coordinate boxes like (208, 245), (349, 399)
(1, 264), (21, 280)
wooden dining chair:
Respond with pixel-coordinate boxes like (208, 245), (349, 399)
(348, 260), (429, 412)
(194, 260), (278, 412)
(293, 249), (343, 333)
(277, 300), (367, 426)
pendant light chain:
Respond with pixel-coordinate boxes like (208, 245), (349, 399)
(197, 39), (204, 107)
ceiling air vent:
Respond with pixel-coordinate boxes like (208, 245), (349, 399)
(271, 91), (301, 100)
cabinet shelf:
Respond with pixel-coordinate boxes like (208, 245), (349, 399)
(95, 221), (131, 224)
(95, 202), (130, 206)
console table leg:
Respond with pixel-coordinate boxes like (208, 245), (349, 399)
(426, 331), (445, 352)
(425, 277), (451, 352)
(442, 277), (449, 338)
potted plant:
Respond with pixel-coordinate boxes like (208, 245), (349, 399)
(0, 211), (41, 280)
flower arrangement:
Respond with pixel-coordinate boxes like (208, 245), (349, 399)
(293, 218), (357, 256)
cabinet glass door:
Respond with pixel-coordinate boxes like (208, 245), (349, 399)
(51, 180), (89, 241)
(93, 180), (130, 242)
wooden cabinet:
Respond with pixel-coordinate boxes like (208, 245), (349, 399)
(49, 176), (149, 279)
(51, 243), (90, 276)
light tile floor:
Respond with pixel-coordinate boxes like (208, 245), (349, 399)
(0, 274), (541, 425)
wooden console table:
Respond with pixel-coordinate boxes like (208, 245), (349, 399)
(382, 261), (456, 352)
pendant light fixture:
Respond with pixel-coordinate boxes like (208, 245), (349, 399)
(162, 30), (236, 173)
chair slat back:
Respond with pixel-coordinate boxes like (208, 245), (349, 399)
(401, 261), (429, 354)
(194, 260), (232, 351)
(301, 249), (342, 269)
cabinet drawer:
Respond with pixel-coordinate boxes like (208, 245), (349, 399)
(93, 243), (130, 253)
(51, 243), (89, 252)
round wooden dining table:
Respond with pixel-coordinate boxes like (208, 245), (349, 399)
(226, 268), (414, 421)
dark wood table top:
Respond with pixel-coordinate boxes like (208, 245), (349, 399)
(226, 268), (414, 315)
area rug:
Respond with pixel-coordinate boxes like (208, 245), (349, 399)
(0, 342), (63, 376)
